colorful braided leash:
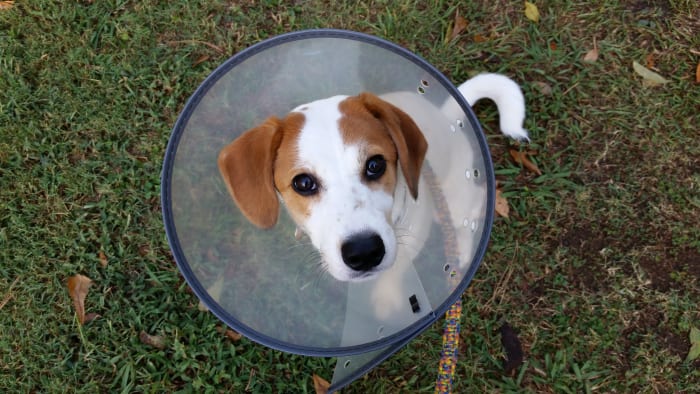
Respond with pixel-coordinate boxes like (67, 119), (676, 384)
(425, 164), (463, 394)
(435, 300), (462, 393)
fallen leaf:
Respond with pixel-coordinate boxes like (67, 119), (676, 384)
(312, 374), (330, 394)
(473, 34), (487, 43)
(216, 326), (243, 341)
(549, 41), (557, 51)
(98, 250), (108, 268)
(499, 323), (524, 374)
(140, 331), (166, 350)
(583, 47), (598, 63)
(524, 1), (540, 23)
(509, 149), (542, 175)
(449, 10), (468, 41)
(67, 274), (93, 325)
(645, 53), (655, 69)
(495, 189), (510, 218)
(84, 312), (101, 323)
(0, 1), (14, 10)
(583, 38), (598, 63)
(687, 327), (700, 362)
(532, 81), (553, 96)
(695, 62), (700, 83)
(633, 61), (670, 86)
(192, 54), (209, 67)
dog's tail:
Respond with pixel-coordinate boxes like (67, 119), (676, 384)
(457, 73), (530, 142)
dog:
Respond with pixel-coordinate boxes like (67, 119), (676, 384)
(217, 73), (528, 286)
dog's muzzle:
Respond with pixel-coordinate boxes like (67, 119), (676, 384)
(341, 232), (385, 271)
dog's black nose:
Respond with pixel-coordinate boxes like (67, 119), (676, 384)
(341, 232), (385, 272)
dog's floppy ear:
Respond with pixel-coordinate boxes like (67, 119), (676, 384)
(218, 117), (283, 228)
(358, 92), (428, 199)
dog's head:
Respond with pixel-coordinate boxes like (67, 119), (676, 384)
(218, 93), (427, 281)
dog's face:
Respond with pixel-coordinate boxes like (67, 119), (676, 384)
(218, 93), (427, 282)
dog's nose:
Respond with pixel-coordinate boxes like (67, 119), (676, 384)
(341, 232), (385, 272)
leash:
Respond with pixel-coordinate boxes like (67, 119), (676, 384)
(435, 300), (462, 393)
(424, 165), (463, 394)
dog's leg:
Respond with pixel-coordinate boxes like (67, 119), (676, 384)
(457, 73), (529, 142)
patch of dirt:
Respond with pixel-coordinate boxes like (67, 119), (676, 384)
(623, 0), (671, 14)
(661, 330), (690, 361)
(618, 304), (700, 371)
(559, 225), (607, 261)
(555, 224), (618, 292)
(638, 246), (700, 292)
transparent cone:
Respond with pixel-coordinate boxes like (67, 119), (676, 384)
(161, 30), (494, 390)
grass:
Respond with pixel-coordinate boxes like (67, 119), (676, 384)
(1, 0), (698, 392)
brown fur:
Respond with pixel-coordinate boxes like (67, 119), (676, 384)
(338, 97), (400, 196)
(217, 113), (305, 228)
(345, 93), (427, 199)
(272, 114), (317, 226)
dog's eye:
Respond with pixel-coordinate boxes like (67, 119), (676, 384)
(365, 155), (386, 180)
(292, 173), (318, 196)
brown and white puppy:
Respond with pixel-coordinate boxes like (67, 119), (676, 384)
(218, 73), (528, 283)
(218, 92), (425, 282)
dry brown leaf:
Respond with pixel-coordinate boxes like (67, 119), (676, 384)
(224, 329), (242, 341)
(549, 41), (557, 51)
(84, 312), (101, 323)
(495, 189), (510, 218)
(583, 38), (598, 63)
(645, 53), (656, 69)
(583, 47), (598, 63)
(139, 331), (166, 350)
(312, 374), (330, 394)
(193, 54), (210, 67)
(532, 81), (553, 96)
(473, 34), (487, 43)
(98, 250), (108, 268)
(67, 274), (93, 325)
(0, 1), (14, 10)
(216, 326), (243, 341)
(509, 149), (542, 175)
(695, 62), (700, 83)
(449, 10), (468, 41)
(524, 1), (540, 23)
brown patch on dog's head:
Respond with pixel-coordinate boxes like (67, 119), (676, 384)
(340, 93), (428, 199)
(338, 97), (399, 196)
(272, 113), (319, 226)
(217, 113), (306, 228)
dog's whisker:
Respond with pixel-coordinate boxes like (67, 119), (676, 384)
(302, 256), (330, 290)
(288, 244), (328, 289)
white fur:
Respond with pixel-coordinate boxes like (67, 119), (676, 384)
(292, 96), (398, 282)
(457, 73), (529, 141)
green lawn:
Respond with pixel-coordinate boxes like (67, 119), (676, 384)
(1, 1), (698, 392)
